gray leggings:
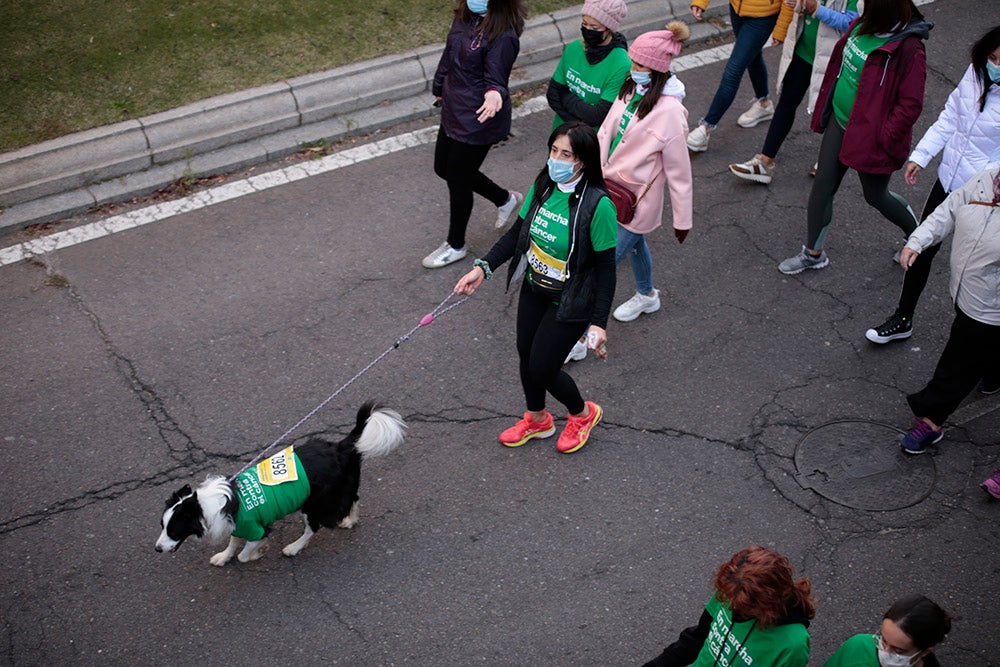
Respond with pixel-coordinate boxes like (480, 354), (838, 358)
(807, 121), (917, 250)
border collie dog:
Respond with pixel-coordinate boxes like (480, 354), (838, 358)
(155, 403), (405, 566)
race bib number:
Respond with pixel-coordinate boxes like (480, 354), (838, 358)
(526, 240), (568, 282)
(256, 446), (300, 486)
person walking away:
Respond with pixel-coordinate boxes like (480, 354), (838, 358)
(686, 0), (782, 153)
(547, 0), (631, 131)
(424, 0), (527, 269)
(865, 25), (1000, 344)
(453, 122), (618, 454)
(729, 0), (860, 185)
(824, 595), (952, 667)
(778, 0), (931, 275)
(596, 24), (693, 325)
(895, 168), (1000, 455)
(640, 545), (815, 666)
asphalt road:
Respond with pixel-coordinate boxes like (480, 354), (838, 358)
(2, 1), (997, 664)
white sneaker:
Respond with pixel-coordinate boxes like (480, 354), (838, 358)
(496, 191), (523, 229)
(687, 125), (710, 153)
(422, 242), (467, 269)
(613, 290), (661, 322)
(564, 339), (587, 364)
(737, 99), (774, 128)
(729, 155), (774, 184)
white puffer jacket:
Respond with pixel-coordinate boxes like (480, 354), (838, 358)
(909, 65), (1000, 193)
(905, 169), (1000, 326)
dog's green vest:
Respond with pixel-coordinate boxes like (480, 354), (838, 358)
(232, 446), (311, 541)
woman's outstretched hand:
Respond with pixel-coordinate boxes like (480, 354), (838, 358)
(455, 266), (486, 295)
(477, 90), (503, 123)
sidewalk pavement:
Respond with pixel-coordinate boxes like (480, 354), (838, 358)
(0, 0), (731, 235)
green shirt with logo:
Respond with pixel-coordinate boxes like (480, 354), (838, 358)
(833, 26), (891, 127)
(794, 0), (860, 65)
(551, 39), (632, 130)
(232, 448), (311, 541)
(691, 595), (811, 667)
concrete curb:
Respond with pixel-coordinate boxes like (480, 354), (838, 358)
(0, 0), (730, 234)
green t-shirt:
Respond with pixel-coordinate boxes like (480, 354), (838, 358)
(608, 93), (642, 157)
(518, 183), (617, 285)
(692, 596), (811, 667)
(833, 26), (891, 127)
(823, 633), (878, 666)
(794, 0), (859, 65)
(232, 447), (311, 541)
(551, 39), (632, 130)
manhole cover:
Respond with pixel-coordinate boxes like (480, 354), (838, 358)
(793, 420), (936, 510)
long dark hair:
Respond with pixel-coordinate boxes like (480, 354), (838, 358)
(535, 121), (606, 191)
(971, 25), (1000, 111)
(456, 0), (526, 42)
(857, 0), (923, 35)
(617, 70), (673, 120)
(884, 595), (953, 651)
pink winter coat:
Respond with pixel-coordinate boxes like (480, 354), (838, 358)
(597, 80), (693, 235)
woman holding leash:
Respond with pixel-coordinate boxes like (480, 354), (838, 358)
(596, 24), (693, 324)
(424, 0), (527, 270)
(777, 0), (932, 275)
(454, 122), (617, 454)
(865, 25), (1000, 344)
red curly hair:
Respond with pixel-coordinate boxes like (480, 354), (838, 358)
(713, 546), (816, 628)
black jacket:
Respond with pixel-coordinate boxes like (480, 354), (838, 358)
(481, 171), (616, 327)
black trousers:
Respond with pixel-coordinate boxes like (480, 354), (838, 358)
(433, 128), (508, 249)
(907, 305), (1000, 425)
(895, 178), (947, 318)
(761, 52), (813, 160)
(515, 280), (589, 415)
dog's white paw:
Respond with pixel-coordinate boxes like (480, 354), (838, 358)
(209, 552), (232, 567)
(337, 516), (357, 529)
(282, 543), (304, 557)
(238, 543), (267, 563)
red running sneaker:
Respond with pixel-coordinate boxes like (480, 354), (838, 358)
(556, 401), (602, 454)
(500, 411), (555, 447)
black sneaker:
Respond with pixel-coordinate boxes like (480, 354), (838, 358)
(865, 311), (913, 344)
(979, 378), (1000, 395)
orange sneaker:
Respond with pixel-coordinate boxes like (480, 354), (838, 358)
(556, 401), (602, 453)
(499, 411), (555, 447)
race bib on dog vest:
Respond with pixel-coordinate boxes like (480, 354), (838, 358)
(232, 447), (311, 541)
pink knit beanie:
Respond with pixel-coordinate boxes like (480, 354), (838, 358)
(628, 22), (691, 73)
(581, 0), (628, 32)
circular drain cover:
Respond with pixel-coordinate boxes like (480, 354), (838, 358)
(793, 420), (936, 510)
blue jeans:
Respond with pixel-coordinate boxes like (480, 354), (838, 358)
(615, 227), (654, 295)
(702, 6), (778, 128)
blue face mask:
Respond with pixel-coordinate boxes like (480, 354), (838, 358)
(987, 60), (1000, 84)
(467, 0), (488, 15)
(547, 157), (578, 183)
(630, 70), (652, 86)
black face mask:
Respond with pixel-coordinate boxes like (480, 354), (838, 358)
(581, 26), (607, 48)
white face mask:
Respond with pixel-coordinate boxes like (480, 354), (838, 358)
(877, 646), (919, 667)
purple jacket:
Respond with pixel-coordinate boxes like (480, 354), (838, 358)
(811, 18), (931, 174)
(433, 15), (520, 146)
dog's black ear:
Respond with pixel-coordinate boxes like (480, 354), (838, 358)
(165, 484), (193, 509)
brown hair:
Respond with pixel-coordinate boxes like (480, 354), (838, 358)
(456, 0), (527, 42)
(857, 0), (923, 36)
(713, 546), (816, 628)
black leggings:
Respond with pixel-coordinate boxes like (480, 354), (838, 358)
(434, 128), (509, 249)
(894, 178), (946, 318)
(516, 280), (589, 415)
(907, 305), (1000, 425)
(761, 52), (813, 160)
(807, 121), (917, 250)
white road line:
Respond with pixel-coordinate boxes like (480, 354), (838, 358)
(0, 0), (935, 268)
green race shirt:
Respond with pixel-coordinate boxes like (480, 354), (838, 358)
(551, 39), (632, 130)
(608, 93), (642, 157)
(518, 183), (617, 284)
(823, 634), (879, 667)
(832, 26), (891, 127)
(232, 447), (311, 541)
(794, 0), (859, 64)
(692, 596), (811, 667)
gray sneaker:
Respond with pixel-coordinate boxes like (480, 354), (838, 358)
(422, 242), (467, 269)
(778, 246), (829, 275)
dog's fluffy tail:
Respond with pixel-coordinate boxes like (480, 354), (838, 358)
(353, 402), (406, 459)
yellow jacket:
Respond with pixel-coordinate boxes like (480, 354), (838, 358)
(691, 0), (782, 18)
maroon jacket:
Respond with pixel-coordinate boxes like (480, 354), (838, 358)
(811, 18), (932, 174)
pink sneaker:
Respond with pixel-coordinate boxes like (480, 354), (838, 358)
(499, 412), (555, 447)
(981, 470), (1000, 499)
(556, 401), (602, 454)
